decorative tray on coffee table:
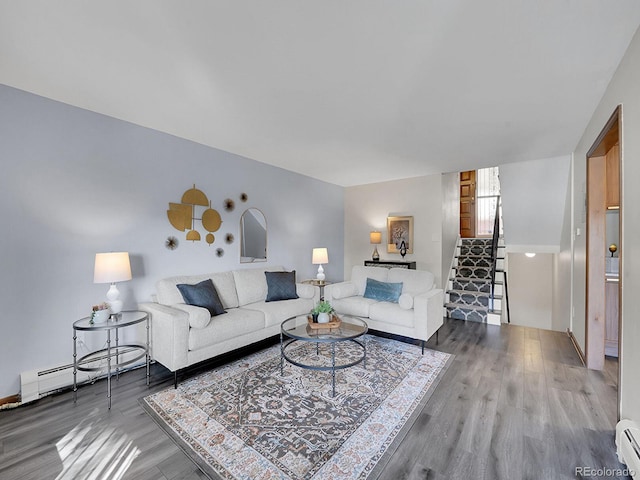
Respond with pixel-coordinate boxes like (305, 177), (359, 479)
(307, 315), (342, 329)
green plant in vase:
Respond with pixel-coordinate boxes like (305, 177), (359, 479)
(312, 300), (333, 323)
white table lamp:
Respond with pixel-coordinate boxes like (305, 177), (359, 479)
(312, 248), (328, 281)
(94, 252), (132, 314)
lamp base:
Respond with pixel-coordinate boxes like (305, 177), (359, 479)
(372, 246), (380, 261)
(106, 283), (123, 314)
(316, 264), (325, 281)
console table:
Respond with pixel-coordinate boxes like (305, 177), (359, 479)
(72, 310), (150, 409)
(364, 260), (416, 269)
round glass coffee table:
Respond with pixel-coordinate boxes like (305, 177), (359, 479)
(280, 314), (368, 397)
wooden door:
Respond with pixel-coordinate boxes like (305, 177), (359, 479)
(605, 280), (619, 357)
(460, 170), (476, 238)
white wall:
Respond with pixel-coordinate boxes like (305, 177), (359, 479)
(553, 163), (574, 333)
(344, 175), (445, 287)
(441, 172), (460, 288)
(568, 25), (640, 421)
(499, 155), (571, 251)
(0, 85), (344, 399)
(507, 253), (554, 330)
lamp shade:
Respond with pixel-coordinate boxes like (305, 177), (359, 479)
(370, 231), (382, 244)
(312, 248), (328, 265)
(94, 252), (132, 284)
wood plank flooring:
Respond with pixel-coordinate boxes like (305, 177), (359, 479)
(0, 319), (628, 480)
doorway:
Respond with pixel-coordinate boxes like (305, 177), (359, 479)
(585, 105), (622, 415)
(460, 170), (476, 238)
(460, 167), (501, 238)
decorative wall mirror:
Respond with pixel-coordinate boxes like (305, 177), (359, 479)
(240, 208), (267, 263)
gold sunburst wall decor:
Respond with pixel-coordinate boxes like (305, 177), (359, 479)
(167, 185), (223, 245)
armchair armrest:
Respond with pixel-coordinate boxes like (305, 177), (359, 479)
(138, 302), (190, 372)
(324, 281), (358, 302)
(412, 288), (444, 341)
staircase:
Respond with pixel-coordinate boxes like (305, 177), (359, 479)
(445, 238), (505, 325)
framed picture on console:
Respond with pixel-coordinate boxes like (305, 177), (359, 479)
(387, 216), (413, 254)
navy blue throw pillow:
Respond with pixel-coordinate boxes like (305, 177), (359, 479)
(265, 271), (299, 302)
(363, 277), (403, 303)
(177, 279), (226, 316)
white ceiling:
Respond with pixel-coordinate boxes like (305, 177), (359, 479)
(2, 1), (640, 187)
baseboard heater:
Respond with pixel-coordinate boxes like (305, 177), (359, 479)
(20, 349), (144, 404)
(616, 419), (640, 479)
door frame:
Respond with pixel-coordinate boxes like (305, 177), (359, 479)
(585, 104), (622, 419)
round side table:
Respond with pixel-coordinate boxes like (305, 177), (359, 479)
(72, 310), (149, 409)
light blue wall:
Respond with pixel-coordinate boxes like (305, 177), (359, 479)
(0, 84), (344, 398)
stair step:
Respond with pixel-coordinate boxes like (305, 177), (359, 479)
(459, 239), (505, 246)
(454, 265), (492, 270)
(452, 276), (496, 283)
(456, 257), (493, 268)
(447, 289), (502, 300)
(451, 276), (502, 283)
(448, 291), (490, 308)
(445, 302), (502, 322)
(455, 254), (505, 260)
(445, 302), (488, 322)
(445, 301), (488, 311)
(453, 265), (492, 279)
(461, 238), (493, 244)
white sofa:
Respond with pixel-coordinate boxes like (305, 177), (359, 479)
(139, 266), (318, 385)
(324, 266), (443, 351)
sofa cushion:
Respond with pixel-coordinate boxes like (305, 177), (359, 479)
(265, 271), (299, 302)
(330, 282), (358, 300)
(209, 271), (240, 309)
(188, 308), (265, 351)
(242, 297), (315, 328)
(363, 278), (403, 303)
(177, 279), (226, 317)
(369, 302), (415, 329)
(331, 296), (379, 318)
(156, 271), (239, 309)
(173, 304), (212, 329)
(398, 293), (414, 310)
(387, 268), (435, 295)
(351, 266), (389, 296)
(233, 266), (284, 306)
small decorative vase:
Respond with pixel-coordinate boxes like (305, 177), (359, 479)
(312, 313), (319, 323)
(399, 240), (407, 258)
(317, 312), (330, 324)
(91, 309), (111, 323)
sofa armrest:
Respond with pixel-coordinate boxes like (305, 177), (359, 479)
(138, 302), (190, 372)
(296, 283), (319, 302)
(412, 288), (444, 341)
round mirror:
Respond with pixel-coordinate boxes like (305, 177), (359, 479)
(240, 208), (267, 263)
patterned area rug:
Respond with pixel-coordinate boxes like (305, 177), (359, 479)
(141, 335), (452, 480)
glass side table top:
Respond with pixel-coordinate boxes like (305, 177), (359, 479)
(73, 310), (148, 331)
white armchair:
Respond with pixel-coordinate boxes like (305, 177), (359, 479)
(325, 266), (443, 351)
